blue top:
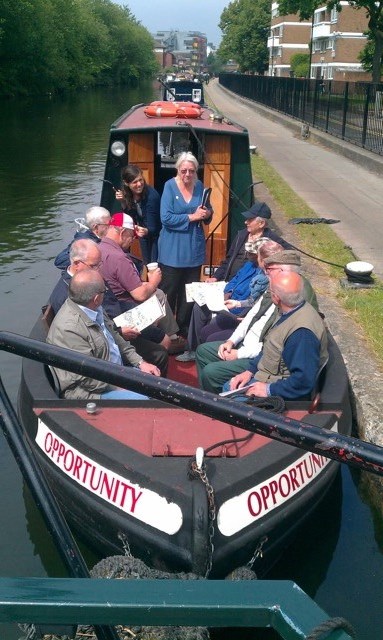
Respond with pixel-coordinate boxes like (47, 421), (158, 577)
(158, 178), (208, 268)
(224, 263), (269, 314)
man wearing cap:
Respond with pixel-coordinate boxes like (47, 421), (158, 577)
(47, 270), (160, 400)
(49, 238), (169, 376)
(99, 213), (184, 354)
(196, 248), (318, 394)
(54, 206), (111, 270)
(222, 271), (327, 401)
(178, 201), (291, 362)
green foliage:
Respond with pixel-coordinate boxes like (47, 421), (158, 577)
(290, 53), (310, 77)
(0, 0), (158, 96)
(218, 0), (270, 74)
(206, 52), (224, 76)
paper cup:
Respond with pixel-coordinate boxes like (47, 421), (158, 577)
(147, 262), (159, 272)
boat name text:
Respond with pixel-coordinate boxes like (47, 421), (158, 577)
(36, 419), (183, 535)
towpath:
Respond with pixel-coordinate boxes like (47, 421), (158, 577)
(205, 79), (383, 479)
(206, 79), (383, 279)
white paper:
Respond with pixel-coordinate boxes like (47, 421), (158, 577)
(219, 383), (254, 398)
(185, 281), (227, 311)
(113, 295), (165, 332)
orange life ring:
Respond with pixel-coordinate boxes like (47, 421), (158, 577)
(144, 101), (203, 119)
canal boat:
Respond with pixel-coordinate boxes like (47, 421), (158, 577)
(16, 100), (352, 578)
(18, 311), (352, 578)
(100, 99), (253, 275)
(159, 78), (206, 105)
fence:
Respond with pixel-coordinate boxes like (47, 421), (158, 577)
(219, 73), (383, 156)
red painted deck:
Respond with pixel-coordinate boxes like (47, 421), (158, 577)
(113, 103), (248, 135)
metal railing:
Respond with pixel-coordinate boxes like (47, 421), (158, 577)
(219, 73), (383, 156)
(0, 577), (354, 639)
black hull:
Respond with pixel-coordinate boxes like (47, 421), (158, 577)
(18, 315), (352, 577)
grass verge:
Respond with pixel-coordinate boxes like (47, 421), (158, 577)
(251, 154), (383, 365)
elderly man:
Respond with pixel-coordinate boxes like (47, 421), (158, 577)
(99, 213), (185, 354)
(224, 271), (327, 401)
(196, 248), (318, 394)
(47, 271), (160, 400)
(54, 206), (111, 270)
(49, 238), (168, 376)
(179, 201), (291, 361)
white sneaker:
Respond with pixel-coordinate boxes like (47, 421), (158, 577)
(175, 350), (196, 362)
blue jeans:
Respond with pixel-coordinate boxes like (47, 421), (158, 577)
(101, 390), (149, 400)
(221, 380), (251, 402)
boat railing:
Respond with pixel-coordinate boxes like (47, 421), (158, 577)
(0, 576), (355, 639)
(2, 331), (383, 477)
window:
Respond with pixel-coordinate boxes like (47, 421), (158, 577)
(330, 8), (338, 22)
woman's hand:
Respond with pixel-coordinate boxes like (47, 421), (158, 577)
(188, 206), (209, 223)
(225, 299), (241, 310)
(135, 225), (148, 237)
(115, 189), (125, 201)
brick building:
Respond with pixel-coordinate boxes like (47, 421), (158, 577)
(268, 1), (370, 81)
(152, 30), (207, 74)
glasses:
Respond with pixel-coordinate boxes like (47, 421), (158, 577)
(180, 168), (196, 174)
(97, 288), (107, 294)
(78, 259), (103, 270)
(265, 266), (284, 273)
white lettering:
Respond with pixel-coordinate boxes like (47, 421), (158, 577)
(218, 425), (338, 537)
(37, 419), (182, 535)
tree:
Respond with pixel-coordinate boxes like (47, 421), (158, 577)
(206, 51), (224, 77)
(218, 0), (270, 74)
(290, 53), (310, 77)
(278, 0), (383, 83)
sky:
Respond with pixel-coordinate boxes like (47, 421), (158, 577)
(119, 0), (229, 46)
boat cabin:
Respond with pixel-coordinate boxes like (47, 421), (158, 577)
(161, 79), (206, 105)
(100, 102), (253, 276)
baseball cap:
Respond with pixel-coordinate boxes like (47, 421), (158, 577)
(264, 250), (301, 266)
(242, 202), (272, 220)
(109, 212), (134, 230)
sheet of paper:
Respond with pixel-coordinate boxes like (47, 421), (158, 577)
(185, 281), (226, 311)
(113, 295), (165, 332)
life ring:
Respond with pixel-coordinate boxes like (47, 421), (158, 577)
(144, 101), (203, 119)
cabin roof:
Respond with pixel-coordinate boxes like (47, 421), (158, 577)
(111, 103), (248, 136)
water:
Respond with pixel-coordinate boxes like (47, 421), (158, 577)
(0, 85), (383, 640)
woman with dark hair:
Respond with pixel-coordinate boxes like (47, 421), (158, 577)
(115, 165), (161, 264)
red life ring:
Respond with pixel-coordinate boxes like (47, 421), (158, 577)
(144, 101), (203, 119)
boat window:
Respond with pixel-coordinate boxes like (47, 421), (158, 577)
(157, 131), (204, 167)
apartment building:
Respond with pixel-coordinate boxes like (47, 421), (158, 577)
(152, 30), (207, 73)
(268, 1), (370, 81)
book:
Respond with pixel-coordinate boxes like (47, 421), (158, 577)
(201, 187), (212, 209)
(113, 295), (166, 332)
(185, 281), (227, 311)
(219, 383), (254, 398)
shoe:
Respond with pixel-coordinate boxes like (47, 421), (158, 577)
(175, 350), (196, 362)
(168, 336), (188, 355)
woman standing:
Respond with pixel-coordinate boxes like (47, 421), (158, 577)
(158, 152), (213, 338)
(115, 165), (161, 264)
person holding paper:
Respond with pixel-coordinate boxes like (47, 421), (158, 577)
(47, 271), (160, 400)
(158, 151), (213, 339)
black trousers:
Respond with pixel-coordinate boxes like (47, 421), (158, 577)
(159, 264), (202, 338)
(132, 335), (168, 377)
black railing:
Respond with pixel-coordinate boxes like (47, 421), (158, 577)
(219, 73), (383, 156)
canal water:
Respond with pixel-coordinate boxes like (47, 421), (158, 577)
(0, 85), (382, 640)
